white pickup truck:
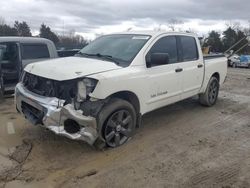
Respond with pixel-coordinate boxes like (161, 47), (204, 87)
(15, 31), (227, 148)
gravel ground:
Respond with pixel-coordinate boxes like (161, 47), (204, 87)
(0, 67), (250, 188)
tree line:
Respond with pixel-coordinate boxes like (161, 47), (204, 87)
(204, 26), (250, 54)
(0, 17), (249, 54)
(153, 19), (250, 54)
(0, 18), (88, 50)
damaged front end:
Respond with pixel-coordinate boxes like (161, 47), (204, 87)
(15, 72), (101, 145)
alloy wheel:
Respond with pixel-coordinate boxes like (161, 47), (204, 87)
(208, 80), (218, 104)
(104, 109), (133, 147)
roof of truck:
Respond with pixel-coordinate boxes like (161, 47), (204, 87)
(112, 30), (198, 37)
(0, 36), (53, 44)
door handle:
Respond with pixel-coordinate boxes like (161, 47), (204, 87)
(175, 68), (183, 73)
(197, 64), (203, 68)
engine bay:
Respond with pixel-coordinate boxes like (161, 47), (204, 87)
(22, 72), (77, 104)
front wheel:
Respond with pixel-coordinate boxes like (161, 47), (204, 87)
(97, 98), (136, 148)
(199, 77), (219, 107)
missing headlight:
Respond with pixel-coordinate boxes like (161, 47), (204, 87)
(76, 78), (98, 102)
(83, 78), (98, 94)
(77, 81), (86, 102)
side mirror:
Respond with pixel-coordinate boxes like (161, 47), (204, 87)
(147, 53), (169, 67)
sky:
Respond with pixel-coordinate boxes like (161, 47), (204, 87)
(1, 0), (250, 39)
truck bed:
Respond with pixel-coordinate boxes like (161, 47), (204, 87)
(203, 54), (225, 60)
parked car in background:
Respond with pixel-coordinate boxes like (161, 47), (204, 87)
(227, 54), (240, 67)
(228, 55), (250, 68)
(0, 37), (58, 95)
(237, 55), (250, 68)
(57, 49), (80, 57)
(15, 31), (227, 148)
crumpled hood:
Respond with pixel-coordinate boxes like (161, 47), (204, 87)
(24, 56), (122, 81)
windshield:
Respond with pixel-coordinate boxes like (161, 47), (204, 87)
(77, 34), (151, 66)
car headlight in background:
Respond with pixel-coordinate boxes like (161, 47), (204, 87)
(76, 78), (98, 102)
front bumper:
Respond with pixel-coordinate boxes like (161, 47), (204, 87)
(15, 83), (98, 145)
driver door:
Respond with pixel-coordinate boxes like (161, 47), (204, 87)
(145, 35), (182, 112)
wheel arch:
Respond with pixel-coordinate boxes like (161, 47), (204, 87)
(108, 90), (141, 116)
(200, 72), (221, 94)
(211, 72), (220, 82)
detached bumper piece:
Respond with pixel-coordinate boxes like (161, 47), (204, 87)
(15, 83), (98, 145)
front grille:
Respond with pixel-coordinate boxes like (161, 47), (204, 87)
(22, 72), (77, 101)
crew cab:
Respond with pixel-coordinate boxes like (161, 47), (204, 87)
(15, 31), (227, 148)
(0, 37), (58, 95)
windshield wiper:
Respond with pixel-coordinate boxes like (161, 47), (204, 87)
(76, 52), (91, 57)
(76, 52), (120, 65)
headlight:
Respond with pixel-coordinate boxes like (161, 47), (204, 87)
(76, 78), (98, 102)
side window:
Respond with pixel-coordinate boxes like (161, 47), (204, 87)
(22, 44), (50, 60)
(147, 36), (178, 66)
(179, 36), (198, 61)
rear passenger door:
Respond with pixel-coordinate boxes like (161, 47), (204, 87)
(21, 43), (50, 68)
(177, 36), (204, 99)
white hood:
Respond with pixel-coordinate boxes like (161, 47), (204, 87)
(24, 56), (122, 81)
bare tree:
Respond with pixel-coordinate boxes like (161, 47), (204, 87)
(243, 20), (250, 35)
(156, 24), (162, 31)
(126, 27), (132, 31)
(225, 21), (241, 31)
(185, 28), (198, 34)
(68, 29), (76, 37)
(0, 17), (5, 25)
(167, 18), (184, 31)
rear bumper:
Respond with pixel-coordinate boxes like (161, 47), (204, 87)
(15, 83), (98, 145)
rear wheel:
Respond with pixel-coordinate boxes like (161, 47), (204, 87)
(199, 77), (219, 107)
(97, 98), (136, 148)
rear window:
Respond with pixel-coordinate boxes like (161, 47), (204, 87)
(180, 36), (198, 61)
(22, 44), (50, 59)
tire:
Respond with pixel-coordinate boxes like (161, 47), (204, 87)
(97, 98), (136, 148)
(199, 77), (219, 107)
(232, 63), (236, 68)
